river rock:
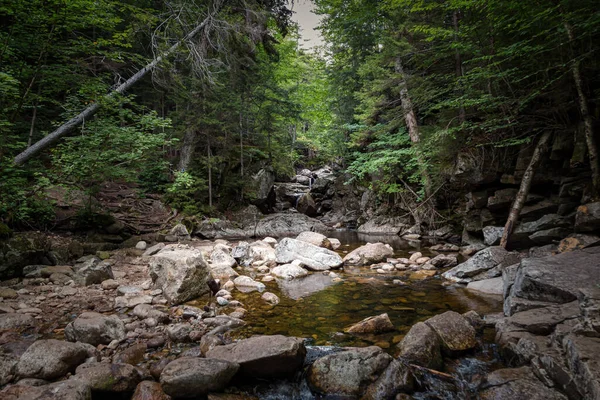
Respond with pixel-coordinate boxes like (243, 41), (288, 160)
(0, 379), (92, 400)
(73, 257), (114, 286)
(483, 226), (504, 246)
(357, 216), (409, 235)
(160, 357), (239, 398)
(425, 311), (477, 353)
(479, 366), (568, 400)
(241, 241), (276, 266)
(308, 346), (392, 397)
(271, 264), (308, 280)
(397, 322), (442, 369)
(296, 231), (331, 249)
(17, 339), (92, 380)
(0, 313), (36, 331)
(342, 243), (394, 266)
(209, 245), (238, 280)
(344, 313), (395, 334)
(442, 246), (520, 283)
(575, 202), (600, 232)
(297, 193), (318, 217)
(75, 362), (143, 393)
(275, 238), (343, 271)
(206, 335), (305, 379)
(132, 381), (170, 400)
(328, 238), (341, 250)
(132, 304), (168, 323)
(362, 358), (415, 400)
(143, 242), (165, 257)
(467, 277), (504, 295)
(428, 254), (458, 269)
(233, 276), (265, 292)
(252, 213), (327, 238)
(65, 312), (126, 346)
(149, 246), (211, 305)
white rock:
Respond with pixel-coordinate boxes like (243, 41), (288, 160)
(271, 264), (309, 280)
(135, 241), (147, 250)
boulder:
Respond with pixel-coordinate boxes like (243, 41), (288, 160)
(362, 359), (415, 400)
(296, 231), (331, 249)
(73, 257), (113, 286)
(558, 234), (600, 252)
(428, 254), (458, 269)
(1, 379), (92, 400)
(271, 264), (309, 280)
(149, 246), (211, 305)
(275, 238), (343, 271)
(442, 246), (520, 283)
(0, 232), (51, 280)
(64, 312), (126, 346)
(17, 339), (92, 380)
(487, 188), (517, 212)
(251, 168), (276, 209)
(479, 366), (568, 400)
(397, 322), (442, 369)
(160, 357), (239, 398)
(209, 245), (238, 280)
(253, 213), (327, 238)
(342, 243), (394, 266)
(132, 381), (170, 400)
(169, 223), (191, 241)
(575, 202), (600, 232)
(357, 216), (409, 235)
(425, 311), (477, 352)
(307, 346), (392, 397)
(563, 334), (600, 399)
(206, 335), (305, 379)
(0, 313), (36, 331)
(75, 363), (143, 393)
(233, 276), (266, 293)
(467, 277), (504, 295)
(344, 313), (395, 334)
(296, 193), (318, 217)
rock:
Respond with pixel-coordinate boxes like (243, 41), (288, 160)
(430, 243), (460, 252)
(342, 243), (394, 266)
(296, 193), (318, 217)
(143, 243), (165, 257)
(399, 322), (443, 369)
(483, 226), (504, 246)
(277, 273), (336, 300)
(575, 202), (600, 232)
(206, 335), (305, 379)
(209, 245), (238, 280)
(0, 353), (17, 386)
(160, 357), (239, 398)
(251, 168), (276, 211)
(357, 216), (409, 235)
(0, 288), (18, 299)
(166, 323), (193, 343)
(132, 381), (170, 400)
(442, 246), (520, 283)
(275, 238), (342, 271)
(345, 313), (395, 334)
(200, 334), (223, 355)
(271, 264), (308, 280)
(100, 279), (119, 290)
(169, 223), (191, 240)
(17, 339), (92, 380)
(261, 292), (279, 305)
(40, 265), (74, 277)
(0, 313), (36, 331)
(252, 213), (327, 238)
(296, 231), (331, 249)
(64, 312), (126, 346)
(362, 359), (415, 400)
(233, 276), (265, 293)
(115, 295), (153, 308)
(1, 379), (92, 400)
(487, 188), (518, 212)
(562, 334), (600, 399)
(135, 241), (147, 250)
(558, 234), (600, 252)
(75, 362), (143, 392)
(0, 232), (51, 280)
(479, 366), (568, 400)
(529, 228), (571, 244)
(425, 311), (477, 353)
(113, 343), (147, 365)
(467, 277), (504, 295)
(149, 246), (211, 305)
(307, 346), (392, 397)
(73, 257), (114, 286)
(328, 238), (341, 250)
(428, 254), (458, 269)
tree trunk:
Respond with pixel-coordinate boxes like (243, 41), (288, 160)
(178, 128), (196, 172)
(27, 85), (41, 148)
(13, 13), (217, 166)
(564, 21), (599, 197)
(500, 131), (552, 248)
(453, 10), (466, 124)
(207, 140), (212, 208)
(395, 56), (433, 197)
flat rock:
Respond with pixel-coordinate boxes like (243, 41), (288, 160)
(442, 246), (520, 283)
(275, 238), (342, 271)
(160, 357), (239, 398)
(467, 277), (503, 295)
(0, 379), (92, 400)
(206, 335), (305, 379)
(479, 366), (567, 400)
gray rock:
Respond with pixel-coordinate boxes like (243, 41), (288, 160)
(467, 277), (504, 295)
(487, 188), (517, 212)
(483, 226), (504, 246)
(253, 213), (327, 238)
(558, 233), (600, 253)
(1, 379), (92, 400)
(271, 263), (308, 280)
(115, 294), (152, 308)
(296, 231), (331, 248)
(297, 193), (318, 217)
(75, 363), (143, 392)
(357, 216), (409, 235)
(275, 238), (342, 271)
(563, 334), (600, 399)
(132, 304), (168, 323)
(17, 339), (92, 380)
(167, 323), (193, 343)
(160, 357), (239, 398)
(64, 312), (125, 346)
(131, 381), (170, 400)
(233, 276), (266, 293)
(426, 311), (477, 353)
(342, 243), (394, 266)
(345, 313), (395, 334)
(209, 245), (238, 280)
(261, 292), (280, 305)
(143, 243), (165, 257)
(206, 335), (305, 379)
(328, 238), (341, 250)
(575, 202), (600, 232)
(251, 168), (276, 207)
(149, 245), (211, 305)
(398, 322), (442, 369)
(0, 313), (36, 331)
(169, 223), (191, 240)
(428, 254), (458, 268)
(442, 246), (520, 283)
(73, 257), (113, 286)
(362, 358), (415, 400)
(276, 273), (335, 300)
(0, 353), (17, 386)
(135, 241), (147, 250)
(307, 346), (392, 397)
(479, 366), (568, 400)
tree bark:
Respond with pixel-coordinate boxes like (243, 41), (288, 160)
(395, 56), (433, 197)
(453, 10), (466, 124)
(178, 128), (196, 172)
(500, 131), (553, 248)
(13, 12), (217, 166)
(564, 21), (599, 197)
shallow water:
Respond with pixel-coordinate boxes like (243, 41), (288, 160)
(225, 232), (503, 350)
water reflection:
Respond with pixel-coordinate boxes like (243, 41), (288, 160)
(276, 273), (337, 300)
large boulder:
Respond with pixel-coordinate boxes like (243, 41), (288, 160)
(363, 359), (415, 400)
(64, 312), (126, 346)
(479, 366), (568, 400)
(442, 246), (520, 283)
(73, 257), (114, 286)
(307, 346), (392, 397)
(206, 335), (306, 379)
(251, 168), (276, 210)
(17, 339), (93, 380)
(357, 216), (409, 235)
(575, 202), (600, 232)
(209, 244), (238, 280)
(131, 381), (170, 400)
(253, 213), (327, 237)
(467, 277), (504, 295)
(425, 311), (477, 353)
(296, 231), (331, 249)
(344, 313), (395, 334)
(296, 193), (318, 217)
(160, 357), (239, 398)
(397, 322), (442, 369)
(75, 363), (143, 393)
(149, 245), (211, 305)
(275, 238), (343, 271)
(342, 243), (394, 266)
(271, 264), (309, 280)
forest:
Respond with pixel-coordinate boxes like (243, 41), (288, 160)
(1, 0), (599, 232)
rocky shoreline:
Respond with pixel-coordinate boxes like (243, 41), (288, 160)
(0, 222), (598, 399)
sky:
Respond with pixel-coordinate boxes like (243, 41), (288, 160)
(291, 0), (323, 50)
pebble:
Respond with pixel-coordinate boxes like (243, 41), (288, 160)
(136, 241), (148, 250)
(216, 297), (229, 306)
